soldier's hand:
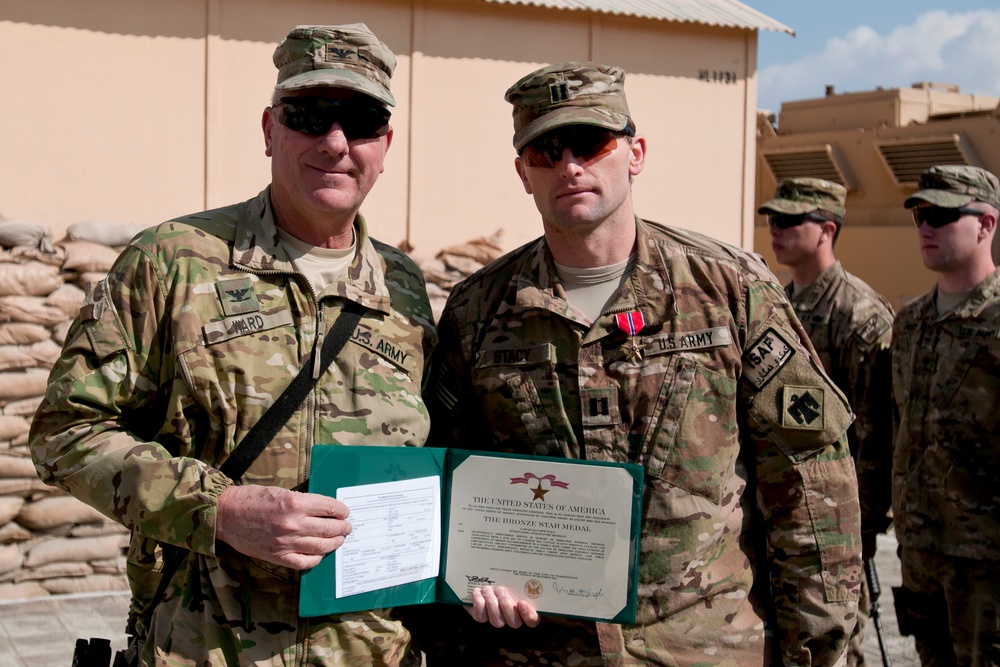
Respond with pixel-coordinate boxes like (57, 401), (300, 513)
(467, 585), (540, 629)
(216, 485), (352, 570)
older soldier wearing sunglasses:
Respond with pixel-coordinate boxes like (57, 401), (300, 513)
(30, 24), (432, 666)
(761, 178), (895, 667)
(421, 62), (862, 667)
(891, 165), (1000, 666)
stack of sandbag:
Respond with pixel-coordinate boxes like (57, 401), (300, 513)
(0, 219), (142, 601)
(418, 230), (505, 320)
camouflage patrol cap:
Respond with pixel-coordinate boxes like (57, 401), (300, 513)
(273, 24), (396, 107)
(504, 62), (633, 150)
(758, 177), (847, 221)
(904, 165), (1000, 210)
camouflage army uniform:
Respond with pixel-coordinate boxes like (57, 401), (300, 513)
(786, 261), (893, 667)
(427, 217), (862, 666)
(30, 188), (434, 666)
(786, 263), (894, 536)
(891, 268), (1000, 665)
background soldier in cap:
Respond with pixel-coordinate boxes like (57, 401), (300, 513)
(761, 177), (894, 667)
(892, 165), (1000, 666)
(423, 61), (861, 666)
(29, 24), (432, 666)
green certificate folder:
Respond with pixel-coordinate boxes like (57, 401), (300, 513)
(301, 446), (643, 624)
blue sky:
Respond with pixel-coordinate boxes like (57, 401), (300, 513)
(747, 1), (1000, 113)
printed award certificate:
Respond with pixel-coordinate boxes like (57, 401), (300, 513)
(299, 446), (642, 624)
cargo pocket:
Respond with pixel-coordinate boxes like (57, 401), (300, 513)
(638, 355), (740, 503)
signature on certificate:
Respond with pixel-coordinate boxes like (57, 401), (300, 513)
(552, 581), (605, 600)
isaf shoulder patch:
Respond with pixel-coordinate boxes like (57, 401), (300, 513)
(855, 313), (891, 346)
(782, 385), (825, 430)
(743, 327), (795, 390)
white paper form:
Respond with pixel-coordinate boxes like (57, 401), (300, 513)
(335, 475), (441, 598)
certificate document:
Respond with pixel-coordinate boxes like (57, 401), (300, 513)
(300, 446), (642, 623)
(444, 455), (635, 620)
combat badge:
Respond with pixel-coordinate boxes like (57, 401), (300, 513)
(782, 385), (825, 430)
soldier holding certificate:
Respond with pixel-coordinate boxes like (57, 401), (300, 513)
(420, 62), (862, 666)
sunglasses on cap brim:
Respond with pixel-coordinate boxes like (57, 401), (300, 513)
(273, 97), (391, 140)
(519, 125), (633, 169)
(911, 206), (983, 228)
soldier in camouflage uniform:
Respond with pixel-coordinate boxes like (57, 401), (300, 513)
(421, 62), (862, 666)
(29, 24), (433, 667)
(892, 165), (1000, 666)
(761, 178), (894, 667)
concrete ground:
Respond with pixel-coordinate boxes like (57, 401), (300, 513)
(0, 534), (917, 667)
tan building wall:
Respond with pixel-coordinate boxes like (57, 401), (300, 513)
(1, 0), (766, 263)
(755, 84), (1000, 311)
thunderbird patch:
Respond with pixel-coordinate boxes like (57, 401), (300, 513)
(782, 385), (825, 430)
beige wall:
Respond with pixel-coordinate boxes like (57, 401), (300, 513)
(1, 0), (761, 260)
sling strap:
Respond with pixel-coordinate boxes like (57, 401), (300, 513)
(145, 300), (365, 621)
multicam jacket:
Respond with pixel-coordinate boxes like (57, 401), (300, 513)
(29, 188), (434, 666)
(428, 218), (862, 666)
(892, 268), (1000, 560)
(785, 261), (894, 537)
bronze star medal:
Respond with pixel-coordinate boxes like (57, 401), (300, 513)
(616, 311), (645, 362)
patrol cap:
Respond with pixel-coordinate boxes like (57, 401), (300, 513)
(273, 24), (396, 107)
(903, 165), (1000, 210)
(758, 177), (847, 221)
(504, 62), (633, 151)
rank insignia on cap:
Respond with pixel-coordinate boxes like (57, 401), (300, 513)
(782, 385), (825, 430)
(550, 81), (570, 103)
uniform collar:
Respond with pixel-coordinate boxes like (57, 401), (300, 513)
(232, 187), (391, 314)
(512, 217), (671, 336)
(787, 261), (842, 312)
(930, 267), (1000, 322)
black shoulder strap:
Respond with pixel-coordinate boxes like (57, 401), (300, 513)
(220, 299), (365, 480)
(144, 300), (365, 626)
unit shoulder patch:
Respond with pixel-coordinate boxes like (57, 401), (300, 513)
(743, 327), (795, 390)
(782, 385), (825, 430)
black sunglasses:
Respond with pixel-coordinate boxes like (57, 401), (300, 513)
(520, 126), (633, 169)
(911, 206), (983, 228)
(767, 213), (830, 229)
(273, 97), (390, 140)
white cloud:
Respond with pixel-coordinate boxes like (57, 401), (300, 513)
(759, 9), (1000, 110)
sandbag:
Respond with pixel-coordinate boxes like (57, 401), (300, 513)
(13, 561), (93, 582)
(0, 295), (68, 326)
(58, 240), (123, 274)
(43, 282), (86, 319)
(0, 261), (64, 297)
(0, 415), (31, 440)
(0, 496), (24, 524)
(0, 544), (23, 575)
(17, 495), (107, 531)
(67, 221), (145, 247)
(0, 455), (36, 479)
(0, 323), (50, 346)
(0, 221), (55, 253)
(0, 522), (31, 543)
(0, 580), (47, 599)
(0, 340), (61, 371)
(0, 368), (49, 400)
(41, 573), (128, 594)
(24, 533), (126, 567)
